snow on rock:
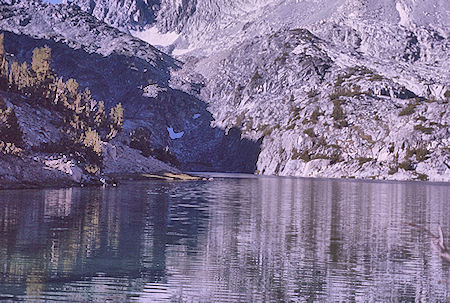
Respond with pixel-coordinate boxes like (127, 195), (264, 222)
(131, 26), (179, 47)
(167, 127), (184, 139)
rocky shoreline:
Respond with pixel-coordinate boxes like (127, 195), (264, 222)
(0, 150), (182, 190)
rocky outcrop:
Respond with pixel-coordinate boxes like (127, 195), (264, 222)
(199, 28), (449, 181)
(1, 0), (449, 182)
(0, 1), (262, 177)
(72, 0), (160, 31)
(0, 91), (181, 189)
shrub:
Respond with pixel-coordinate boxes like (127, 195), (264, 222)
(368, 74), (383, 81)
(357, 157), (372, 165)
(303, 127), (316, 138)
(399, 160), (413, 171)
(407, 146), (429, 162)
(85, 164), (100, 174)
(258, 124), (273, 137)
(316, 136), (327, 147)
(413, 124), (433, 134)
(388, 166), (398, 175)
(398, 103), (416, 116)
(292, 148), (310, 161)
(334, 74), (344, 87)
(251, 70), (262, 82)
(332, 100), (345, 121)
(286, 124), (295, 130)
(235, 112), (245, 127)
(307, 89), (318, 98)
(310, 107), (321, 123)
(415, 173), (429, 181)
(151, 146), (180, 167)
(329, 88), (361, 100)
(311, 152), (342, 164)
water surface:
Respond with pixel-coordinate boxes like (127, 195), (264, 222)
(0, 176), (449, 302)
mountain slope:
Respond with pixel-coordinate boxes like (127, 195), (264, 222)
(2, 0), (449, 181)
(0, 0), (262, 177)
(71, 0), (450, 181)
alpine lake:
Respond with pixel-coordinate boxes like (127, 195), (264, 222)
(0, 174), (449, 302)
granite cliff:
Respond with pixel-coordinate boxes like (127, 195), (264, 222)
(0, 0), (449, 183)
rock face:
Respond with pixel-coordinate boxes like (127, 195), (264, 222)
(72, 0), (160, 31)
(0, 0), (261, 175)
(1, 0), (449, 182)
(201, 28), (449, 181)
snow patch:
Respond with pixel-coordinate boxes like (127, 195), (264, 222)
(192, 113), (201, 119)
(167, 127), (184, 139)
(131, 27), (179, 47)
(172, 47), (194, 56)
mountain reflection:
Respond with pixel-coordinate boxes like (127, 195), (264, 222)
(0, 178), (449, 302)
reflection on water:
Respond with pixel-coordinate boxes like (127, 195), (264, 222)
(0, 177), (449, 302)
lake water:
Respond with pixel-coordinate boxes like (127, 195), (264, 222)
(0, 175), (449, 302)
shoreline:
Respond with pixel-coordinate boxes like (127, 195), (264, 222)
(1, 170), (448, 191)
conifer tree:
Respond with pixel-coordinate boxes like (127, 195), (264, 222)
(94, 100), (105, 128)
(0, 57), (8, 90)
(18, 62), (31, 92)
(0, 33), (4, 60)
(110, 103), (124, 129)
(31, 46), (52, 83)
(8, 61), (19, 87)
(66, 78), (78, 98)
(54, 78), (66, 105)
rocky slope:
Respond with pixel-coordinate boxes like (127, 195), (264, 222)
(0, 0), (261, 182)
(1, 0), (449, 182)
(202, 28), (449, 181)
(73, 0), (449, 181)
